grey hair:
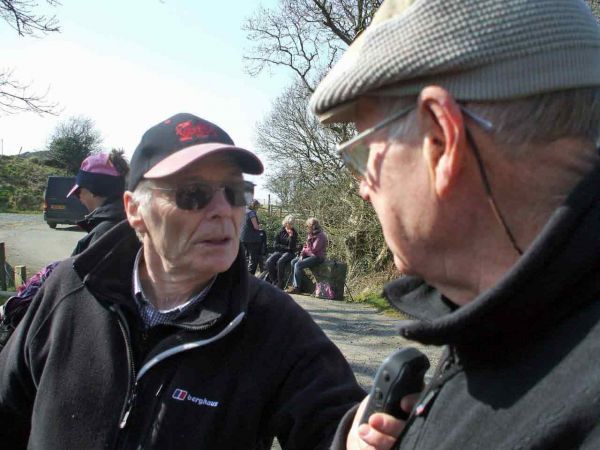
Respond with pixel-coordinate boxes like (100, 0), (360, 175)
(129, 180), (156, 242)
(375, 87), (600, 154)
(306, 217), (321, 231)
(467, 87), (600, 150)
(282, 214), (295, 227)
(130, 180), (155, 213)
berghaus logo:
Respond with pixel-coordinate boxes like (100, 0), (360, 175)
(172, 388), (219, 407)
(173, 389), (188, 400)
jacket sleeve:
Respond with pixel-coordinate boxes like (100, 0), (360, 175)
(288, 231), (298, 254)
(71, 234), (92, 256)
(300, 240), (309, 257)
(0, 281), (48, 448)
(274, 231), (287, 252)
(263, 294), (365, 449)
(311, 233), (328, 257)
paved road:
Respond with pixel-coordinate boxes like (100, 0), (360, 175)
(0, 213), (84, 277)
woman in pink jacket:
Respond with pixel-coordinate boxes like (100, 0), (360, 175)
(286, 217), (328, 294)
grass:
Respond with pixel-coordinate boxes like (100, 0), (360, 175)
(0, 210), (41, 214)
(343, 268), (414, 319)
(348, 290), (407, 318)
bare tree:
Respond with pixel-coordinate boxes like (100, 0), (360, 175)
(244, 0), (382, 92)
(257, 82), (349, 190)
(1, 0), (60, 116)
(0, 68), (57, 115)
(1, 0), (60, 36)
(246, 1), (386, 277)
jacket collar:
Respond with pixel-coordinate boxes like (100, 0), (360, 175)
(73, 220), (251, 329)
(76, 197), (126, 232)
(387, 165), (600, 350)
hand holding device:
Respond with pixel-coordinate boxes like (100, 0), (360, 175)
(360, 347), (430, 424)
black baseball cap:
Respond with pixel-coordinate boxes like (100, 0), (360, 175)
(128, 113), (263, 190)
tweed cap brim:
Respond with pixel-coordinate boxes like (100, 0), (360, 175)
(310, 0), (600, 124)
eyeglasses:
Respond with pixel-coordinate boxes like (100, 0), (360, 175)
(336, 105), (414, 178)
(150, 180), (254, 211)
(337, 103), (523, 254)
(336, 104), (494, 179)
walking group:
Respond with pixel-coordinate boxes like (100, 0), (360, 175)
(240, 202), (329, 294)
(2, 1), (600, 449)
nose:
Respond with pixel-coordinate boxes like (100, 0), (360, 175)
(205, 187), (233, 216)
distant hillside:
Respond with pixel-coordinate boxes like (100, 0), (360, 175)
(0, 153), (69, 212)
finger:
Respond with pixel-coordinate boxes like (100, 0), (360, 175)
(369, 412), (405, 438)
(358, 422), (400, 450)
(400, 392), (421, 415)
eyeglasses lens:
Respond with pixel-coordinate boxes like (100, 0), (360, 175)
(341, 142), (370, 178)
(243, 181), (255, 205)
(174, 182), (248, 210)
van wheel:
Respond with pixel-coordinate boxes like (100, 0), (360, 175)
(48, 222), (57, 229)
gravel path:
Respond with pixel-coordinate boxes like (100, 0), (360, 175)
(290, 293), (442, 389)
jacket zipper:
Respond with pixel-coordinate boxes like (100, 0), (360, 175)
(399, 346), (459, 450)
(114, 311), (245, 433)
(109, 306), (138, 430)
(135, 312), (245, 380)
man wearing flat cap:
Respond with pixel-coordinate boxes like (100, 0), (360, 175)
(310, 0), (600, 448)
(0, 113), (364, 449)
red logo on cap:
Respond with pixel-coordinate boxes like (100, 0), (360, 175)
(175, 121), (218, 142)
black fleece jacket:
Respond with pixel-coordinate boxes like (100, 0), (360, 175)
(273, 227), (298, 254)
(0, 221), (364, 450)
(71, 197), (126, 256)
(332, 165), (600, 449)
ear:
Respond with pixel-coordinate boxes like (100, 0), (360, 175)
(417, 86), (467, 197)
(123, 191), (147, 234)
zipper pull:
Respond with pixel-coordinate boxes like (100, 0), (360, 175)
(119, 384), (138, 429)
(119, 409), (131, 429)
(414, 387), (439, 417)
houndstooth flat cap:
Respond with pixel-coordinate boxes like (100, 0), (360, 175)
(310, 0), (600, 123)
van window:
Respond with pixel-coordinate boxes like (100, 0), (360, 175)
(43, 176), (88, 229)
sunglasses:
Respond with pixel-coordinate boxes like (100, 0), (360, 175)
(336, 104), (493, 178)
(151, 180), (254, 210)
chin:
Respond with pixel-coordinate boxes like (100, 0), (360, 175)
(393, 254), (414, 276)
(200, 253), (237, 275)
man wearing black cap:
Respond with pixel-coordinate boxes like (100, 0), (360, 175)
(310, 0), (600, 449)
(0, 113), (364, 449)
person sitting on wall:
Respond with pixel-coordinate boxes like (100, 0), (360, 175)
(286, 217), (328, 295)
(266, 214), (298, 289)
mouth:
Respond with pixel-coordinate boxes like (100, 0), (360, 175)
(195, 237), (232, 246)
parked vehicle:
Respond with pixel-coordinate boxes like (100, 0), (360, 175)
(43, 176), (87, 229)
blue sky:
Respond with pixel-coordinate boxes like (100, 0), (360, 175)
(1, 0), (287, 200)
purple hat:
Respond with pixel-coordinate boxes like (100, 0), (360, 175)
(128, 113), (264, 191)
(67, 153), (125, 198)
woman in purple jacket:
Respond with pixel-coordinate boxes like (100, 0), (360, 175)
(286, 217), (328, 294)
